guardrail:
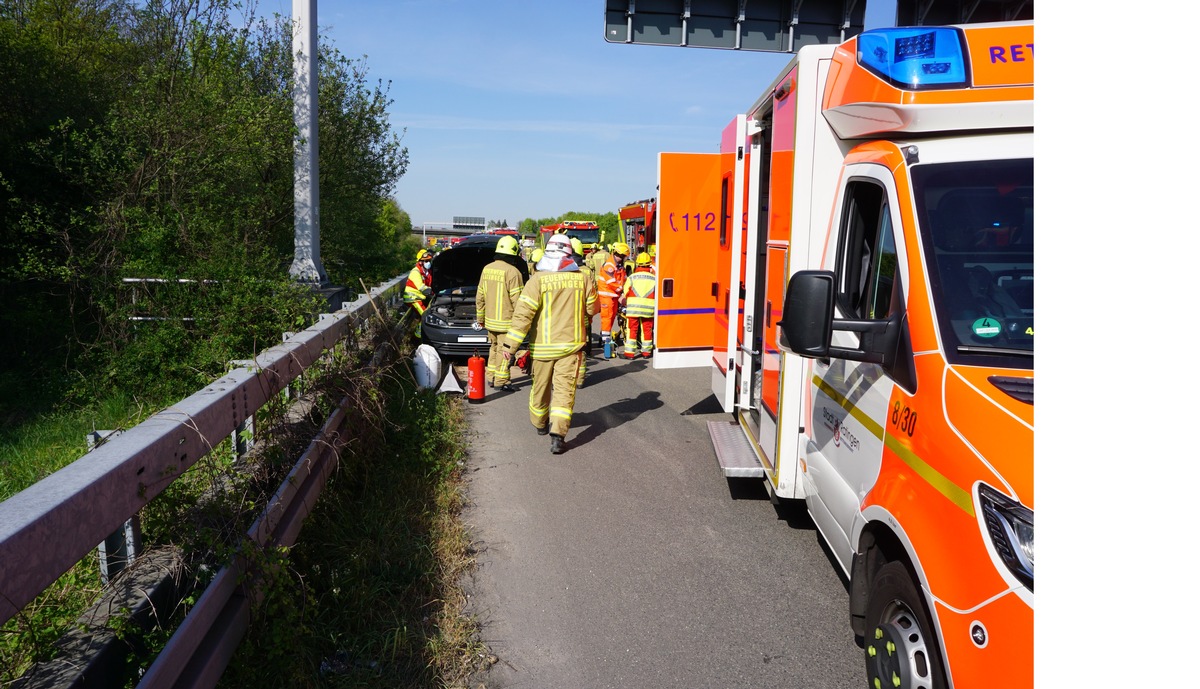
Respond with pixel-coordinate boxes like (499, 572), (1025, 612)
(0, 275), (407, 688)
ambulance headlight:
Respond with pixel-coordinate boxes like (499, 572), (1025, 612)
(978, 483), (1034, 592)
(856, 27), (968, 89)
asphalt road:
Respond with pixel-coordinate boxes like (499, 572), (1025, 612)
(455, 349), (864, 689)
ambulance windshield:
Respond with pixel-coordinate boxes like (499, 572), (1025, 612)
(913, 158), (1033, 366)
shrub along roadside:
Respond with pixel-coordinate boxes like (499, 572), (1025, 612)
(219, 345), (487, 688)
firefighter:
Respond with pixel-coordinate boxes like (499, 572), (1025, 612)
(596, 242), (629, 359)
(528, 247), (544, 275)
(621, 252), (657, 359)
(404, 249), (434, 336)
(569, 237), (595, 384)
(501, 235), (597, 455)
(587, 242), (611, 275)
(475, 236), (527, 392)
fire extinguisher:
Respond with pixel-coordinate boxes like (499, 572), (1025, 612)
(466, 350), (486, 403)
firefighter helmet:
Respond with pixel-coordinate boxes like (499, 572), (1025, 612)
(496, 236), (519, 256)
(636, 252), (652, 266)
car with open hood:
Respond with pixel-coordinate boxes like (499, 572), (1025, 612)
(421, 234), (530, 360)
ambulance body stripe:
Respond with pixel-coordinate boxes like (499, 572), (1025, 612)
(814, 375), (973, 516)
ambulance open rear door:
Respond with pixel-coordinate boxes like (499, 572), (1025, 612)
(711, 115), (747, 412)
(653, 152), (724, 369)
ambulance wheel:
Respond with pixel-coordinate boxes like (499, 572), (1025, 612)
(863, 561), (947, 689)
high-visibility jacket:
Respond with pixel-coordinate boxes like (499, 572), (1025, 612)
(503, 267), (598, 360)
(597, 256), (626, 299)
(475, 259), (524, 333)
(404, 264), (431, 313)
(587, 249), (610, 274)
(621, 267), (656, 318)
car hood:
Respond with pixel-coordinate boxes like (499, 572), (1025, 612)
(429, 246), (528, 294)
(429, 245), (494, 294)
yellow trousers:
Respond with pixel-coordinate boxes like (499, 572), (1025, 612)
(528, 351), (584, 437)
(486, 330), (511, 385)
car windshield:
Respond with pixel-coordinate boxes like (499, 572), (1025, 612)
(913, 158), (1033, 367)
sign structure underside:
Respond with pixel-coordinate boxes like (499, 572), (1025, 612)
(603, 1), (1034, 52)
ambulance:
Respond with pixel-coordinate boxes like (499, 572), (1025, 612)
(705, 22), (1034, 689)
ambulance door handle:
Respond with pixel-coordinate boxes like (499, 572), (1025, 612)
(740, 345), (760, 356)
(766, 300), (772, 328)
(711, 282), (718, 297)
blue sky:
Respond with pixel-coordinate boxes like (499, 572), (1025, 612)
(253, 1), (896, 228)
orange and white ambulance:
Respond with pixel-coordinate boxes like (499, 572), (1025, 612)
(706, 22), (1033, 689)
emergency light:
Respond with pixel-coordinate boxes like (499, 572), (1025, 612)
(856, 27), (968, 89)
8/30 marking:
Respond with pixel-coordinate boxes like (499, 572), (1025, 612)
(891, 401), (917, 437)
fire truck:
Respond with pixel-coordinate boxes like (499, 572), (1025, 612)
(537, 220), (601, 256)
(617, 198), (656, 259)
(696, 22), (1034, 689)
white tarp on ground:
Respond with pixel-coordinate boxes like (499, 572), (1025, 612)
(437, 367), (463, 395)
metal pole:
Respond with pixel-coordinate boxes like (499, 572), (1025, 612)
(290, 0), (327, 284)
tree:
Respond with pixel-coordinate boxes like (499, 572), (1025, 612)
(0, 0), (413, 407)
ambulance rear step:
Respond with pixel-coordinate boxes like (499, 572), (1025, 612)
(707, 420), (764, 478)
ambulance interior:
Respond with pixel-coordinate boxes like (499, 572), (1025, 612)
(915, 158), (1033, 364)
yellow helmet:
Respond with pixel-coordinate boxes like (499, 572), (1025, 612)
(636, 252), (652, 266)
(416, 249), (431, 262)
(531, 248), (544, 263)
(570, 237), (584, 256)
(496, 236), (519, 256)
(612, 242), (630, 257)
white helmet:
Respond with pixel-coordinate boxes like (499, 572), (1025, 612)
(545, 234), (573, 257)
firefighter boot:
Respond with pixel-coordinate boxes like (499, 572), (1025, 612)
(549, 434), (565, 455)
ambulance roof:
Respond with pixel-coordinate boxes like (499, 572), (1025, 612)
(822, 22), (1033, 139)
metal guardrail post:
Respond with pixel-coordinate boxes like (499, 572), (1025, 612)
(228, 361), (258, 461)
(87, 430), (143, 585)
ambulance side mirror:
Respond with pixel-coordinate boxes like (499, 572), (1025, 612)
(777, 271), (835, 358)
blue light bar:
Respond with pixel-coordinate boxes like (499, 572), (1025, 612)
(856, 27), (968, 89)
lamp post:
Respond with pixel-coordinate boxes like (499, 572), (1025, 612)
(289, 0), (328, 285)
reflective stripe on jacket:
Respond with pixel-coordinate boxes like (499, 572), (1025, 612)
(622, 268), (656, 318)
(404, 265), (429, 303)
(476, 259), (524, 332)
(503, 269), (598, 360)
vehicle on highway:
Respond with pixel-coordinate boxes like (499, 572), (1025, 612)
(694, 22), (1034, 689)
(421, 234), (529, 360)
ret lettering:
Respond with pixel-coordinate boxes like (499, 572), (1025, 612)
(989, 43), (1034, 63)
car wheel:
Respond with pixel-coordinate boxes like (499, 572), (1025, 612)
(864, 561), (947, 689)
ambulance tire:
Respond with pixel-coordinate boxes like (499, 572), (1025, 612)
(863, 561), (947, 689)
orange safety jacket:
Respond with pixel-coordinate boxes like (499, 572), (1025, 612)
(597, 257), (626, 299)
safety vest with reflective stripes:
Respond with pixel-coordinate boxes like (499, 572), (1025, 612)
(622, 268), (656, 318)
(475, 259), (524, 333)
(597, 257), (626, 298)
(404, 264), (430, 313)
(503, 269), (597, 360)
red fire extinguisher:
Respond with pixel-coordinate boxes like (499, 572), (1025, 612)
(466, 351), (486, 403)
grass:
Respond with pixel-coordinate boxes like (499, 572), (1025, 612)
(0, 393), (159, 502)
(0, 314), (485, 688)
(0, 389), (162, 682)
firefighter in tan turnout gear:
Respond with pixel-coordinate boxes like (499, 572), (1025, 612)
(475, 236), (526, 392)
(502, 234), (598, 454)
